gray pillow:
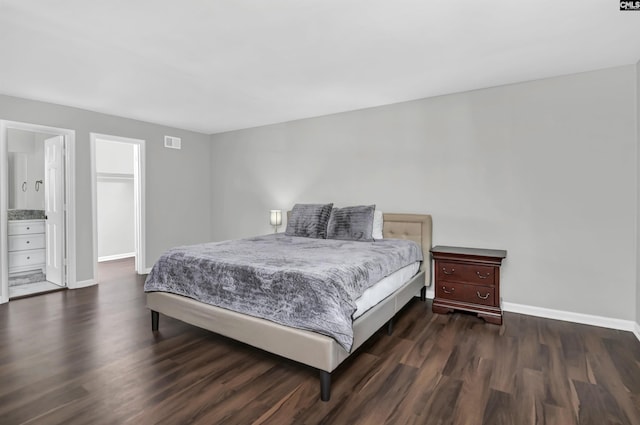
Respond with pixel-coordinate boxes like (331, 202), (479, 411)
(285, 203), (333, 238)
(327, 205), (375, 242)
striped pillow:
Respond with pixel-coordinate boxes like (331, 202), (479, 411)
(285, 203), (333, 238)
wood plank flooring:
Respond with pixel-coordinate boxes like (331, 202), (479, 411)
(1, 258), (639, 424)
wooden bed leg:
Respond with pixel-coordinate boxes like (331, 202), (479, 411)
(387, 318), (394, 336)
(151, 310), (159, 331)
(320, 370), (331, 402)
(420, 286), (426, 302)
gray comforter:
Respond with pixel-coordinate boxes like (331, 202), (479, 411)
(144, 233), (422, 351)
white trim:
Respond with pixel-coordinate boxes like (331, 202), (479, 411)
(74, 278), (97, 288)
(135, 141), (146, 275)
(89, 137), (98, 287)
(0, 123), (8, 304)
(98, 252), (135, 262)
(423, 291), (640, 340)
(90, 133), (146, 282)
(502, 302), (637, 332)
(143, 267), (152, 275)
(0, 120), (76, 302)
(425, 286), (434, 300)
(65, 131), (77, 289)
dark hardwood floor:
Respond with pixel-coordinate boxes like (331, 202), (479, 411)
(1, 258), (639, 424)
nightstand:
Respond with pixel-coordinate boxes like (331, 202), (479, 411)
(431, 245), (507, 325)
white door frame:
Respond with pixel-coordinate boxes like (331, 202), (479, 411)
(0, 120), (76, 304)
(90, 133), (146, 278)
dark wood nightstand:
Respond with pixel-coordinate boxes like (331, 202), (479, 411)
(431, 245), (507, 325)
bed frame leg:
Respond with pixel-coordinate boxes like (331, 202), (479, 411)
(320, 370), (331, 402)
(151, 310), (159, 331)
(387, 318), (394, 335)
(420, 286), (426, 302)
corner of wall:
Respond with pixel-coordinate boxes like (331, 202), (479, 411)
(636, 59), (640, 331)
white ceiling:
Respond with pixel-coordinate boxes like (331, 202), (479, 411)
(1, 1), (639, 134)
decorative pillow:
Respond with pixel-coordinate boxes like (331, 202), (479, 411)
(327, 205), (375, 242)
(372, 209), (383, 239)
(285, 203), (333, 238)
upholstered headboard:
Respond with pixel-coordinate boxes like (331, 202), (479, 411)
(285, 211), (432, 285)
(382, 213), (432, 277)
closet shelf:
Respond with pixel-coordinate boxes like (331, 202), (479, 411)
(96, 172), (134, 181)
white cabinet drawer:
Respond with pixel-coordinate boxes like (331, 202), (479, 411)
(8, 234), (46, 251)
(8, 220), (45, 236)
(9, 249), (45, 268)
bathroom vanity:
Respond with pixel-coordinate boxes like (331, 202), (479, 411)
(8, 217), (46, 275)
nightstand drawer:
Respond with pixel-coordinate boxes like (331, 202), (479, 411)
(469, 285), (495, 306)
(438, 262), (495, 285)
(436, 282), (496, 307)
(435, 282), (459, 301)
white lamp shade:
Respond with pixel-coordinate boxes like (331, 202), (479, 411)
(270, 210), (282, 226)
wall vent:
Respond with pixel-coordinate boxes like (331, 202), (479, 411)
(164, 136), (181, 150)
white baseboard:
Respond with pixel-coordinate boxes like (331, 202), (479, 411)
(502, 301), (637, 334)
(98, 252), (135, 262)
(425, 287), (435, 300)
(424, 288), (640, 342)
(71, 278), (97, 289)
(142, 267), (152, 274)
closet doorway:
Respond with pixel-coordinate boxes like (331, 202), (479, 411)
(90, 133), (145, 282)
(0, 120), (77, 303)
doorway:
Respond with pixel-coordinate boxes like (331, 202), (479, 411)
(0, 120), (76, 303)
(90, 133), (145, 281)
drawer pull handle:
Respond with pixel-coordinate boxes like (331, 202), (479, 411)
(442, 286), (454, 294)
(442, 267), (455, 275)
(26, 227), (30, 230)
(477, 291), (490, 300)
(476, 271), (490, 279)
(26, 256), (30, 260)
(26, 241), (30, 244)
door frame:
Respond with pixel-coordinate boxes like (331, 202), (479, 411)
(90, 133), (146, 278)
(0, 120), (76, 304)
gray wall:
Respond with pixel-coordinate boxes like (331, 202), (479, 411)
(0, 94), (212, 282)
(211, 65), (638, 321)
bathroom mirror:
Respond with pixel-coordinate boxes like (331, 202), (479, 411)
(7, 129), (46, 211)
(8, 152), (29, 209)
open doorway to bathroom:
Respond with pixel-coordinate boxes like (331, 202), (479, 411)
(6, 129), (64, 297)
(0, 120), (77, 303)
(90, 133), (145, 284)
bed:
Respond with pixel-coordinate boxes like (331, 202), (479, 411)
(145, 211), (432, 401)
